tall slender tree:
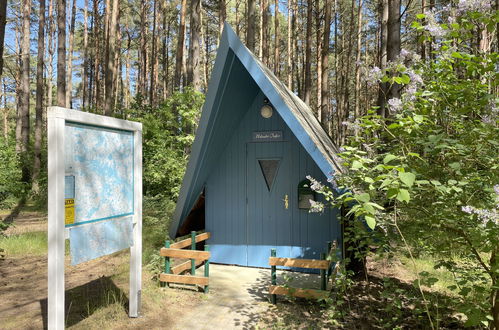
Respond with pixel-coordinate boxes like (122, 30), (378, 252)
(57, 0), (67, 107)
(17, 0), (31, 184)
(304, 0), (313, 105)
(33, 0), (46, 193)
(189, 0), (201, 90)
(320, 0), (331, 131)
(174, 0), (187, 89)
(0, 0), (7, 77)
(104, 0), (119, 115)
(82, 0), (89, 108)
(354, 0), (364, 134)
(66, 0), (76, 108)
(377, 0), (388, 117)
(273, 0), (279, 74)
(386, 0), (401, 104)
(246, 0), (256, 52)
(219, 0), (226, 39)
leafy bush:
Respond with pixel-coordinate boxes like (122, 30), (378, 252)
(128, 88), (204, 201)
(0, 137), (24, 209)
(312, 7), (498, 328)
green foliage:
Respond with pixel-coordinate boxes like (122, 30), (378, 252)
(314, 10), (499, 328)
(128, 88), (204, 201)
(0, 137), (24, 209)
(0, 231), (48, 256)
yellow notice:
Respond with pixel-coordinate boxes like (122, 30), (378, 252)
(65, 199), (75, 225)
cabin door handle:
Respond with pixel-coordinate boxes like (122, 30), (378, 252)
(283, 194), (289, 209)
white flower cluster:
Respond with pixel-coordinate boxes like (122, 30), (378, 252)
(424, 9), (446, 38)
(457, 0), (493, 14)
(388, 98), (403, 112)
(309, 200), (325, 213)
(306, 175), (324, 192)
(482, 99), (499, 124)
(461, 185), (499, 226)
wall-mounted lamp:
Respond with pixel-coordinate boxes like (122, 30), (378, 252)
(260, 98), (273, 118)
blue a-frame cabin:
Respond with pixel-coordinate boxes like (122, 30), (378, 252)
(170, 24), (345, 269)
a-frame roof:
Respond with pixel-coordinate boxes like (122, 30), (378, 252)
(169, 23), (343, 237)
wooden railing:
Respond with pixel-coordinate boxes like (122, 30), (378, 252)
(269, 240), (338, 304)
(159, 231), (211, 293)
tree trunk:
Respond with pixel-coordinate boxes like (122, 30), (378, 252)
(420, 0), (426, 61)
(57, 0), (66, 107)
(291, 0), (298, 93)
(149, 0), (158, 106)
(82, 0), (89, 108)
(92, 0), (99, 108)
(124, 19), (131, 109)
(174, 0), (187, 89)
(304, 0), (313, 105)
(386, 0), (401, 106)
(18, 0), (31, 184)
(200, 3), (209, 90)
(316, 0), (322, 118)
(246, 0), (256, 52)
(114, 23), (121, 111)
(189, 0), (201, 90)
(66, 0), (76, 108)
(104, 0), (119, 115)
(219, 0), (226, 39)
(0, 0), (7, 77)
(259, 0), (264, 59)
(33, 0), (46, 193)
(354, 0), (363, 134)
(139, 0), (149, 98)
(46, 0), (55, 107)
(287, 0), (293, 89)
(321, 0), (331, 132)
(2, 79), (7, 140)
(273, 0), (279, 74)
(377, 0), (388, 117)
(162, 13), (171, 98)
(490, 248), (499, 329)
(261, 0), (270, 65)
(235, 1), (240, 36)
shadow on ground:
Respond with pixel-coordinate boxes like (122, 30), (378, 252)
(246, 268), (466, 329)
(40, 276), (128, 329)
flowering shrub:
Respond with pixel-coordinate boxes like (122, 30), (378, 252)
(312, 5), (498, 328)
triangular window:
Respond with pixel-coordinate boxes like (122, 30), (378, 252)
(258, 159), (280, 191)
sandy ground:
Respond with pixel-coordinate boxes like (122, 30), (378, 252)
(0, 211), (331, 330)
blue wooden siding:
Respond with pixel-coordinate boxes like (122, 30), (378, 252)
(206, 90), (341, 268)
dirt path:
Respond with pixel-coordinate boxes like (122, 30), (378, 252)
(168, 264), (328, 330)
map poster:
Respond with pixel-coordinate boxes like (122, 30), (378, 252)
(64, 122), (134, 264)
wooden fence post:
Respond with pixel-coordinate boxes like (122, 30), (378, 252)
(327, 241), (332, 276)
(320, 253), (326, 291)
(191, 231), (196, 275)
(204, 245), (210, 293)
(271, 248), (277, 304)
(164, 240), (171, 287)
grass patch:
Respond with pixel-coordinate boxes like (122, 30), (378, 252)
(0, 231), (48, 256)
(398, 255), (458, 295)
(0, 231), (70, 257)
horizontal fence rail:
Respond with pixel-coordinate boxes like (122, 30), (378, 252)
(268, 257), (329, 269)
(159, 231), (211, 293)
(160, 248), (210, 260)
(170, 232), (211, 249)
(160, 274), (210, 286)
(269, 245), (335, 304)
